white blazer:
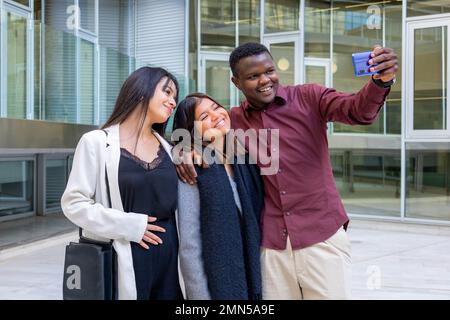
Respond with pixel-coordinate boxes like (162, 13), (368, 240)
(61, 124), (186, 300)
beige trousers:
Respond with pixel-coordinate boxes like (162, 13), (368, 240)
(261, 226), (352, 300)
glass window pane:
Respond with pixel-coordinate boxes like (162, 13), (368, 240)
(407, 0), (450, 17)
(79, 0), (96, 33)
(80, 39), (95, 125)
(305, 0), (330, 58)
(44, 26), (77, 123)
(99, 47), (130, 125)
(413, 26), (447, 130)
(331, 148), (401, 217)
(45, 159), (67, 210)
(270, 42), (295, 85)
(239, 0), (260, 45)
(201, 0), (235, 51)
(7, 12), (27, 119)
(332, 0), (384, 134)
(305, 65), (326, 86)
(205, 60), (231, 109)
(0, 160), (34, 217)
(265, 0), (299, 34)
(34, 12), (42, 120)
(406, 143), (450, 221)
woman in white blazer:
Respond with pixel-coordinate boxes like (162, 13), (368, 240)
(61, 66), (185, 300)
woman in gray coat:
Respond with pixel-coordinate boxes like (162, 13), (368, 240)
(173, 93), (264, 300)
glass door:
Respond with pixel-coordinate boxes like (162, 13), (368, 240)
(406, 19), (450, 138)
(304, 57), (331, 87)
(263, 34), (301, 85)
(199, 52), (237, 109)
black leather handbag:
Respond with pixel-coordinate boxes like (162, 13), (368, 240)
(62, 130), (117, 300)
(62, 229), (116, 300)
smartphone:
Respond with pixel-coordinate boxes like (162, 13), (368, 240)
(352, 51), (378, 77)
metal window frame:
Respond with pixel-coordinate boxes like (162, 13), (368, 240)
(263, 32), (302, 85)
(40, 153), (72, 215)
(405, 17), (450, 139)
(184, 0), (189, 95)
(197, 0), (237, 108)
(0, 0), (5, 118)
(77, 0), (98, 37)
(74, 0), (99, 125)
(4, 0), (30, 11)
(0, 155), (36, 222)
(304, 57), (331, 87)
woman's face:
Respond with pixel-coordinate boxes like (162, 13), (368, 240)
(147, 77), (177, 124)
(194, 98), (231, 140)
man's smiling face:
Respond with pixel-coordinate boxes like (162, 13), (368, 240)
(232, 52), (280, 110)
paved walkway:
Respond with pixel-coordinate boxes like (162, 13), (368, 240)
(0, 219), (449, 300)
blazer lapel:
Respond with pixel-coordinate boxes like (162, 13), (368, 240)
(104, 124), (124, 212)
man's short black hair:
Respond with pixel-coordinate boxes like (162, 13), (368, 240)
(229, 42), (272, 77)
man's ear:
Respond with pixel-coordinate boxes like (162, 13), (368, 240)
(231, 75), (241, 90)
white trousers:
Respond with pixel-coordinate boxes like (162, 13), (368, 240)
(261, 226), (352, 300)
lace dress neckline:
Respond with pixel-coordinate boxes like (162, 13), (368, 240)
(120, 144), (165, 170)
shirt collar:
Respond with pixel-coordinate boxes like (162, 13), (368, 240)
(241, 84), (288, 112)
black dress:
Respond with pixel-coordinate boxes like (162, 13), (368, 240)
(118, 143), (183, 300)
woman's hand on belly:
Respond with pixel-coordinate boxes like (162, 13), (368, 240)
(139, 216), (166, 249)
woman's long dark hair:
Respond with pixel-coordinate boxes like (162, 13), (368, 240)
(102, 66), (179, 139)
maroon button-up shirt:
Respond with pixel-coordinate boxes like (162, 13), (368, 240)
(231, 80), (390, 250)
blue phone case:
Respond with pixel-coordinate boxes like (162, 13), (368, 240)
(352, 51), (378, 77)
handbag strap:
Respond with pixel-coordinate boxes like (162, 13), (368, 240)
(79, 129), (113, 244)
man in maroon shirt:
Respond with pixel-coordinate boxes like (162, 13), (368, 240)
(176, 42), (397, 299)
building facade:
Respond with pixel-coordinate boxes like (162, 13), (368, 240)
(0, 0), (449, 225)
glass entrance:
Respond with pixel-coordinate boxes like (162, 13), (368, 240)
(199, 53), (237, 109)
(263, 34), (300, 85)
(304, 58), (331, 87)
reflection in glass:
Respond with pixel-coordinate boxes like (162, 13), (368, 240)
(97, 0), (134, 124)
(270, 42), (295, 85)
(0, 160), (34, 217)
(7, 12), (27, 119)
(407, 0), (450, 17)
(80, 39), (95, 125)
(99, 47), (130, 125)
(265, 0), (299, 34)
(305, 65), (326, 86)
(305, 0), (330, 58)
(45, 26), (77, 123)
(332, 0), (384, 134)
(205, 60), (231, 109)
(406, 143), (450, 221)
(201, 0), (235, 51)
(79, 0), (96, 33)
(239, 0), (260, 45)
(45, 159), (68, 210)
(331, 149), (401, 217)
(413, 26), (447, 130)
